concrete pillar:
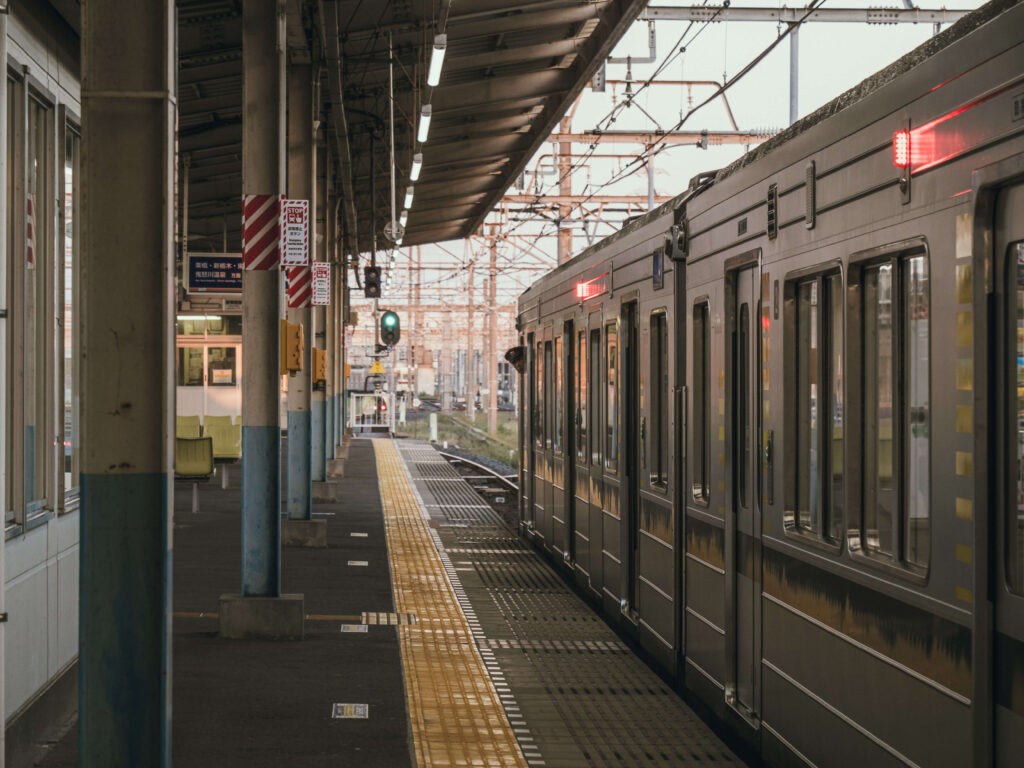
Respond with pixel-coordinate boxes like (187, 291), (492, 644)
(488, 237), (499, 434)
(80, 1), (174, 762)
(286, 62), (313, 522)
(310, 145), (328, 485)
(325, 189), (336, 461)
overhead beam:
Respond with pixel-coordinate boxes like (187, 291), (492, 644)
(641, 6), (972, 24)
(548, 130), (776, 145)
(502, 194), (674, 204)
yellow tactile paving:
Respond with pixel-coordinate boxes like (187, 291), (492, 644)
(373, 439), (528, 768)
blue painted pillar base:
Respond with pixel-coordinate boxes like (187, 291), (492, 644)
(241, 425), (281, 596)
(80, 473), (171, 766)
(311, 399), (327, 482)
(286, 410), (312, 521)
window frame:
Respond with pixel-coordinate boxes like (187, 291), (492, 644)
(604, 319), (618, 473)
(782, 263), (844, 554)
(691, 299), (711, 505)
(59, 110), (81, 512)
(649, 308), (669, 490)
(553, 334), (563, 454)
(848, 239), (931, 581)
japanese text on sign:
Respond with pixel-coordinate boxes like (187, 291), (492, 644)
(280, 198), (309, 266)
(312, 262), (330, 305)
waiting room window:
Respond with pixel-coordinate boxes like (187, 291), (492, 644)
(861, 250), (929, 569)
(650, 312), (669, 487)
(63, 122), (81, 500)
(692, 302), (710, 503)
(787, 272), (844, 542)
(605, 322), (618, 472)
(207, 347), (237, 386)
(178, 348), (204, 387)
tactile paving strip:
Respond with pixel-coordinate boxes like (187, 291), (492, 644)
(394, 440), (742, 767)
(373, 439), (528, 768)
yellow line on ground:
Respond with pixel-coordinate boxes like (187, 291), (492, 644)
(173, 612), (362, 622)
(373, 439), (527, 768)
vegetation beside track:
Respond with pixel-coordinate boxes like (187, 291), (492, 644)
(394, 410), (519, 469)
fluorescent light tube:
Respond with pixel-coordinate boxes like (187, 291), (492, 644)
(400, 210), (409, 227)
(427, 34), (447, 87)
(404, 186), (414, 209)
(418, 105), (432, 143)
(410, 153), (423, 181)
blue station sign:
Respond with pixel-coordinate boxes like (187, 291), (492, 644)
(187, 253), (243, 294)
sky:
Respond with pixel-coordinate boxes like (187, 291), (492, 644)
(365, 0), (989, 310)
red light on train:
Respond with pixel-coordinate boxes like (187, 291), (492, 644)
(893, 130), (911, 168)
(574, 273), (608, 301)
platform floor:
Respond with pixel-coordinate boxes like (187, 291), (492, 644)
(35, 438), (740, 767)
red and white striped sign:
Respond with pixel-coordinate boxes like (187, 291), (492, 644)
(26, 193), (36, 269)
(286, 265), (311, 308)
(311, 262), (330, 306)
(280, 198), (309, 267)
(242, 193), (280, 270)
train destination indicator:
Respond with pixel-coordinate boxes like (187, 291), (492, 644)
(575, 273), (608, 301)
(187, 253), (242, 294)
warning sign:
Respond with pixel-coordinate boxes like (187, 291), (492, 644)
(369, 360), (386, 374)
(311, 262), (330, 305)
(280, 198), (309, 267)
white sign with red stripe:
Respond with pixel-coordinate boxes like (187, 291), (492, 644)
(311, 262), (330, 306)
(280, 198), (309, 267)
(286, 265), (311, 308)
(242, 193), (280, 270)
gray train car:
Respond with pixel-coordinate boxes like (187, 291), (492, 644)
(515, 0), (1024, 764)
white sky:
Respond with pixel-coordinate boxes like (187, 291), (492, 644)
(368, 0), (988, 309)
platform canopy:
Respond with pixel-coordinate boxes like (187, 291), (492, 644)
(63, 0), (648, 255)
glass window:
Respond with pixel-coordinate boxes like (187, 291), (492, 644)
(534, 340), (543, 448)
(589, 328), (600, 465)
(789, 273), (843, 541)
(177, 348), (204, 387)
(650, 312), (669, 486)
(544, 341), (552, 448)
(861, 252), (929, 568)
(605, 322), (618, 471)
(63, 124), (81, 497)
(5, 75), (20, 523)
(553, 337), (563, 453)
(207, 347), (237, 386)
(25, 95), (51, 504)
(1010, 242), (1024, 594)
(738, 303), (750, 508)
(576, 329), (587, 462)
(177, 315), (206, 336)
(693, 302), (710, 503)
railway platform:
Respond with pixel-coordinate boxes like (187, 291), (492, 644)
(36, 438), (740, 767)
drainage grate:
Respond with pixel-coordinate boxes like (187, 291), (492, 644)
(331, 703), (369, 719)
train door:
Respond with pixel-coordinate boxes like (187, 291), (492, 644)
(565, 320), (576, 565)
(995, 181), (1024, 766)
(622, 301), (641, 613)
(726, 265), (761, 723)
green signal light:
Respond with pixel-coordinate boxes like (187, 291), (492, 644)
(383, 314), (397, 326)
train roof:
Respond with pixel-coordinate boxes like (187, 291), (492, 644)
(714, 0), (1021, 184)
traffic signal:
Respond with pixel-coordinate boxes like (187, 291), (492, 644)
(380, 310), (400, 346)
(364, 266), (381, 298)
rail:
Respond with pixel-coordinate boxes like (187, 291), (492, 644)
(437, 450), (519, 492)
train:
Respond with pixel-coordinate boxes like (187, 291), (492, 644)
(512, 1), (1024, 765)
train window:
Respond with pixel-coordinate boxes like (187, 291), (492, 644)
(1009, 242), (1024, 594)
(692, 302), (710, 504)
(553, 336), (563, 453)
(606, 322), (618, 472)
(786, 272), (843, 542)
(577, 330), (587, 462)
(650, 312), (669, 487)
(534, 340), (544, 448)
(544, 341), (553, 448)
(861, 251), (929, 569)
(589, 329), (601, 465)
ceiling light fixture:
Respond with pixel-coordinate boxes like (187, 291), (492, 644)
(418, 105), (432, 143)
(427, 34), (447, 87)
(404, 186), (414, 209)
(410, 153), (423, 181)
(400, 210), (409, 227)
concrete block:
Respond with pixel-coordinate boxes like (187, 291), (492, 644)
(327, 458), (345, 478)
(312, 480), (337, 503)
(335, 443), (350, 459)
(281, 518), (327, 548)
(219, 593), (304, 640)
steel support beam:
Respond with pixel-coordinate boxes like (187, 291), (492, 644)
(547, 130), (775, 145)
(641, 6), (972, 23)
(79, 0), (174, 763)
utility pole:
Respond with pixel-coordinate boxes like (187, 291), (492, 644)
(488, 235), (498, 434)
(557, 115), (573, 264)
